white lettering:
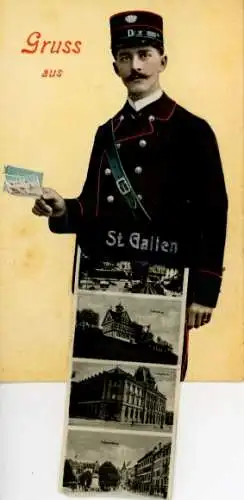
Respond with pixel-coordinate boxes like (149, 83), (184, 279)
(141, 238), (149, 251)
(127, 29), (135, 37)
(106, 230), (117, 247)
(155, 236), (160, 252)
(117, 232), (125, 247)
(170, 242), (178, 254)
(161, 241), (169, 253)
(129, 232), (140, 249)
(147, 30), (157, 38)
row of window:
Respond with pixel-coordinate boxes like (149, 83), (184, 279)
(124, 392), (165, 409)
(123, 406), (164, 425)
(137, 449), (171, 471)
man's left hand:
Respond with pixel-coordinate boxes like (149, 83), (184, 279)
(187, 302), (213, 329)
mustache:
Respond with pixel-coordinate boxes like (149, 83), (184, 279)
(125, 71), (148, 82)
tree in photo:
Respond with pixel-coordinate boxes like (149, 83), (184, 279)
(76, 308), (99, 327)
(98, 461), (120, 491)
(63, 459), (76, 490)
(79, 469), (93, 490)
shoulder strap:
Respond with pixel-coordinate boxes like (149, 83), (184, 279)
(104, 119), (152, 222)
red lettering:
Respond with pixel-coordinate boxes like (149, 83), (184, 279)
(41, 68), (64, 77)
(62, 41), (72, 54)
(72, 40), (82, 54)
(40, 40), (52, 54)
(21, 31), (41, 54)
(41, 69), (49, 77)
(21, 33), (83, 56)
(50, 41), (62, 54)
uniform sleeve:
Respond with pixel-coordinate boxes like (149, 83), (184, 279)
(48, 126), (104, 235)
(190, 120), (228, 308)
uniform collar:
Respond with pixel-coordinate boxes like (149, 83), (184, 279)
(116, 91), (177, 122)
(128, 88), (163, 112)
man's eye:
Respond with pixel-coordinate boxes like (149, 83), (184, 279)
(120, 55), (129, 62)
(140, 52), (151, 59)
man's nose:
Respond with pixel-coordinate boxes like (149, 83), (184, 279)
(131, 55), (143, 71)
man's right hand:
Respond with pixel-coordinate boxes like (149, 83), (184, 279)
(32, 188), (66, 218)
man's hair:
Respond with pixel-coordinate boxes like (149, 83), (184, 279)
(112, 41), (164, 59)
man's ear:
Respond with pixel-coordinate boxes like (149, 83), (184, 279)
(113, 62), (119, 76)
(160, 54), (168, 72)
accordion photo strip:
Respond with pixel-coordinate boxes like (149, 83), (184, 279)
(59, 246), (189, 499)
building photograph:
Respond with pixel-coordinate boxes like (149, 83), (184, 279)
(73, 293), (184, 365)
(77, 256), (184, 298)
(69, 361), (177, 433)
(63, 428), (172, 498)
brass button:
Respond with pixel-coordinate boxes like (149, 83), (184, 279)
(135, 166), (142, 174)
(139, 139), (147, 148)
(107, 195), (114, 203)
(104, 168), (111, 175)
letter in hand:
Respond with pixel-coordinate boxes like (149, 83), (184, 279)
(32, 188), (66, 218)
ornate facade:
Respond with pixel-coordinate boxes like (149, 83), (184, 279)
(133, 441), (171, 497)
(71, 366), (167, 429)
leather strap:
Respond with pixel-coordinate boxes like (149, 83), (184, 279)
(105, 119), (152, 222)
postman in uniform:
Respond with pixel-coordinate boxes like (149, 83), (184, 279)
(46, 11), (228, 379)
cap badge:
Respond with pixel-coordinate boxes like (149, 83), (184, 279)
(125, 14), (138, 23)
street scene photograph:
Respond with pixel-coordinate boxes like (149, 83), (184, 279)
(63, 428), (172, 498)
(69, 361), (177, 433)
(76, 255), (184, 297)
(73, 293), (184, 365)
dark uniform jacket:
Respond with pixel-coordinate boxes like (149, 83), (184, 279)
(49, 92), (228, 308)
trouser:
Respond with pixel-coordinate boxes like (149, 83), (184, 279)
(180, 325), (189, 381)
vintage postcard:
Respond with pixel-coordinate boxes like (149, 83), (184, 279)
(1, 2), (243, 498)
(3, 165), (43, 197)
(63, 428), (173, 497)
(69, 362), (177, 434)
(77, 257), (183, 297)
(73, 292), (182, 365)
(59, 268), (188, 497)
(0, 0), (243, 382)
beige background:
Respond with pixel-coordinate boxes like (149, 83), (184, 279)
(0, 0), (243, 381)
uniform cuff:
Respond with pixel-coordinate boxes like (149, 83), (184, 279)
(191, 270), (223, 308)
(48, 199), (82, 234)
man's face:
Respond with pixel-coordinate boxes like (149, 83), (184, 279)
(114, 45), (166, 99)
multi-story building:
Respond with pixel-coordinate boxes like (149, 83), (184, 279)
(151, 442), (171, 496)
(160, 442), (171, 497)
(134, 441), (171, 497)
(102, 303), (139, 343)
(101, 303), (173, 355)
(126, 464), (136, 488)
(135, 449), (155, 494)
(70, 366), (167, 429)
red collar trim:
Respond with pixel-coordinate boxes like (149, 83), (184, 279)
(113, 92), (177, 125)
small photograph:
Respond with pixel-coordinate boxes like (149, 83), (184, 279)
(69, 361), (177, 434)
(77, 255), (184, 298)
(63, 428), (172, 498)
(73, 293), (183, 365)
